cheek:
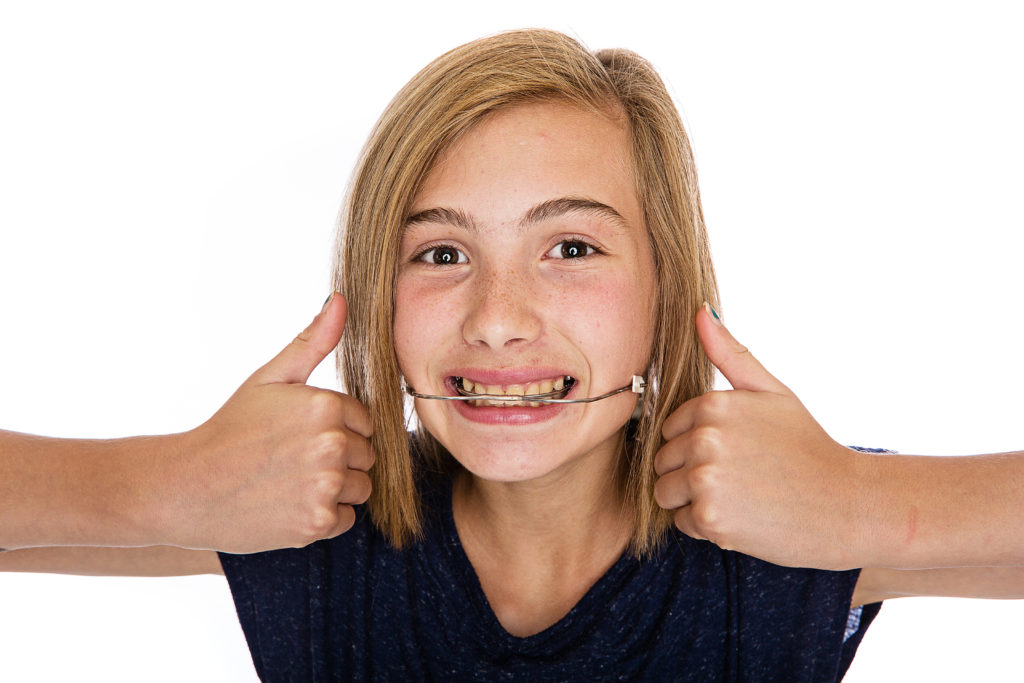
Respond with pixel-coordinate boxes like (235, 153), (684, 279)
(393, 279), (460, 374)
(555, 274), (653, 367)
(393, 281), (430, 373)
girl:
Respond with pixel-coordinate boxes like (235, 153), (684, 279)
(220, 30), (876, 679)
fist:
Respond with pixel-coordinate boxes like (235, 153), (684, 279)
(166, 294), (375, 554)
(653, 304), (862, 569)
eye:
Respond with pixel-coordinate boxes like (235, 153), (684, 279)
(416, 245), (467, 266)
(546, 239), (601, 260)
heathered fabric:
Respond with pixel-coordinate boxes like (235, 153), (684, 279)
(219, 473), (880, 682)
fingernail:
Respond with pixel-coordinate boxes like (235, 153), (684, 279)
(321, 292), (335, 312)
(703, 301), (723, 326)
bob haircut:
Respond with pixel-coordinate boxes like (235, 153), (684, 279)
(334, 29), (718, 556)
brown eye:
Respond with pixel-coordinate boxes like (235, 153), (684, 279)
(559, 240), (591, 259)
(418, 245), (467, 265)
(434, 246), (458, 264)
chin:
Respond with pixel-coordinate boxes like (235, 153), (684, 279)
(446, 440), (564, 483)
(417, 402), (634, 483)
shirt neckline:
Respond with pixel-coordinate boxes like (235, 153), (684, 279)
(431, 476), (640, 653)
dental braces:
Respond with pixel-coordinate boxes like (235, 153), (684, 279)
(403, 375), (645, 404)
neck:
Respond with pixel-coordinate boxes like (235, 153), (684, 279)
(451, 434), (633, 637)
(454, 457), (628, 558)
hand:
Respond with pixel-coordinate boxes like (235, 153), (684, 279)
(653, 304), (866, 569)
(162, 294), (374, 554)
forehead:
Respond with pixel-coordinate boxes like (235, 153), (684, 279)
(411, 101), (639, 224)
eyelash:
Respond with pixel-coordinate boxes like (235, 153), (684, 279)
(411, 238), (605, 267)
(545, 237), (605, 260)
(412, 244), (468, 266)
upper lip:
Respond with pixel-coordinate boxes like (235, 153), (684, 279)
(445, 367), (574, 386)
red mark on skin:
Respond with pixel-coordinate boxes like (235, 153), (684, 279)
(905, 505), (919, 546)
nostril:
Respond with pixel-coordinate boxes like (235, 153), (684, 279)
(462, 286), (542, 349)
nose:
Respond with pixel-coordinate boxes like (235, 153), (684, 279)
(462, 267), (542, 349)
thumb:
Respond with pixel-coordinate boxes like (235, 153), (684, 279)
(250, 293), (347, 385)
(696, 302), (789, 394)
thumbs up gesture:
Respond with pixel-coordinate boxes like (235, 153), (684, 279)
(654, 304), (864, 569)
(161, 294), (374, 554)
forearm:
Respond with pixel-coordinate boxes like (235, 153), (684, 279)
(0, 545), (221, 576)
(0, 430), (174, 549)
(856, 565), (1024, 606)
(858, 450), (1024, 568)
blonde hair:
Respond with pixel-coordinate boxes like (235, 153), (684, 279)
(333, 29), (718, 555)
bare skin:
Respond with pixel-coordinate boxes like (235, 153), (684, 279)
(453, 459), (631, 636)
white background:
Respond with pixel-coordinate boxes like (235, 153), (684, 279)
(1, 1), (1022, 680)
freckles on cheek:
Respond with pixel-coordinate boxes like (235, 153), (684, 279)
(394, 285), (428, 362)
(394, 282), (459, 364)
(560, 277), (642, 347)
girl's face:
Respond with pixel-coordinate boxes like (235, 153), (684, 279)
(395, 101), (657, 483)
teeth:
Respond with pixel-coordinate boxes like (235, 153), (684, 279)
(457, 375), (572, 407)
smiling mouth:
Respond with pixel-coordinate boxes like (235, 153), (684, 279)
(453, 375), (576, 407)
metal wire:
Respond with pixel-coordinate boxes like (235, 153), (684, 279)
(403, 375), (645, 404)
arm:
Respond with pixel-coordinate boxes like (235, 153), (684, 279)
(850, 449), (1024, 568)
(1, 294), (373, 555)
(854, 565), (1024, 607)
(654, 304), (1024, 570)
(0, 546), (221, 576)
(0, 430), (186, 550)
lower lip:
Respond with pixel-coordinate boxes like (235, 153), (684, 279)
(444, 374), (576, 425)
(450, 398), (570, 425)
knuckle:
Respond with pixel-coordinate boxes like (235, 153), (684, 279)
(309, 391), (341, 422)
(303, 505), (338, 539)
(700, 391), (731, 419)
(690, 501), (721, 536)
(315, 471), (345, 497)
(689, 463), (719, 491)
(316, 430), (349, 457)
(689, 425), (723, 456)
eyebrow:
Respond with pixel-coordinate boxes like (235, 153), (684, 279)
(403, 196), (627, 233)
(404, 206), (479, 232)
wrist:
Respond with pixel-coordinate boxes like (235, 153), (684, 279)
(101, 432), (191, 548)
(844, 446), (904, 569)
(131, 430), (199, 548)
(849, 450), (953, 569)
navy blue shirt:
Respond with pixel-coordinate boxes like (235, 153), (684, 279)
(220, 474), (879, 681)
